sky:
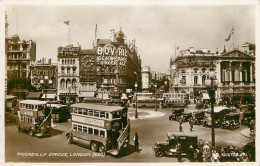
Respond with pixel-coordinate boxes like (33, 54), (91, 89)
(5, 4), (255, 73)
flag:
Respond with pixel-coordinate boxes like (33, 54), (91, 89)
(64, 20), (69, 25)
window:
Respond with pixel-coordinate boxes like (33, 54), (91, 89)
(83, 126), (88, 133)
(100, 130), (105, 138)
(94, 129), (99, 136)
(194, 76), (198, 84)
(100, 112), (106, 118)
(181, 70), (186, 73)
(82, 109), (87, 115)
(202, 75), (206, 85)
(78, 109), (82, 114)
(112, 112), (120, 119)
(180, 76), (186, 84)
(78, 125), (82, 131)
(88, 110), (93, 116)
(106, 113), (109, 119)
(88, 128), (93, 134)
(94, 111), (100, 117)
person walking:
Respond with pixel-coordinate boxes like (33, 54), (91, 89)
(133, 132), (140, 152)
(189, 117), (194, 131)
(176, 143), (182, 162)
(179, 120), (183, 132)
(211, 149), (220, 162)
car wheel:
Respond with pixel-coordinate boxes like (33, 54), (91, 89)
(67, 135), (73, 144)
(91, 142), (98, 152)
(155, 149), (164, 157)
(99, 144), (105, 153)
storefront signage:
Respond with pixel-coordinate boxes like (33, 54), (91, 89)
(72, 115), (104, 127)
(96, 44), (127, 66)
(58, 47), (79, 56)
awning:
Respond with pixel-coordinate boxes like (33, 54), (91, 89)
(79, 92), (95, 98)
(202, 93), (210, 100)
(41, 94), (57, 99)
(27, 92), (42, 99)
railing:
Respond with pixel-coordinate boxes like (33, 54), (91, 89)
(117, 122), (130, 150)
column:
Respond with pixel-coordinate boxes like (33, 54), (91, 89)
(250, 62), (252, 82)
(229, 62), (232, 82)
(240, 62), (242, 82)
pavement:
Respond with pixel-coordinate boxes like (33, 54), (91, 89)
(240, 128), (250, 138)
(128, 108), (166, 120)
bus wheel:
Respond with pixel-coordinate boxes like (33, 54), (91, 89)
(155, 149), (163, 157)
(91, 142), (98, 152)
(29, 130), (34, 137)
(98, 144), (105, 153)
(67, 135), (73, 144)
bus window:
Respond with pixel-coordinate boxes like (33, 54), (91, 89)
(94, 111), (100, 117)
(100, 130), (105, 138)
(82, 109), (87, 115)
(78, 108), (82, 114)
(88, 128), (93, 134)
(100, 112), (106, 118)
(89, 110), (93, 116)
(94, 129), (99, 136)
(78, 125), (82, 132)
(83, 126), (88, 133)
(73, 124), (77, 131)
(106, 113), (109, 119)
(112, 112), (120, 119)
(74, 108), (78, 114)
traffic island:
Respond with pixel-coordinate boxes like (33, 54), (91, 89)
(128, 108), (165, 120)
(240, 128), (250, 138)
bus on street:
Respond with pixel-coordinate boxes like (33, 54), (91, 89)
(66, 103), (130, 156)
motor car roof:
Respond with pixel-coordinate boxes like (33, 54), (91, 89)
(167, 131), (197, 139)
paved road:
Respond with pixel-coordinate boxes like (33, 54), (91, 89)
(5, 108), (249, 162)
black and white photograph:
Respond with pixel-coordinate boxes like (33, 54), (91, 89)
(1, 0), (258, 164)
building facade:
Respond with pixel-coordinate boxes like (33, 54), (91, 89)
(29, 58), (57, 100)
(57, 46), (80, 103)
(170, 45), (255, 105)
(95, 29), (142, 94)
(78, 49), (97, 101)
(6, 35), (36, 99)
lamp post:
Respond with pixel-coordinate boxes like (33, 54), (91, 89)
(135, 82), (138, 118)
(40, 75), (52, 101)
(205, 69), (219, 149)
(101, 84), (104, 105)
(229, 82), (235, 107)
(154, 84), (157, 111)
(74, 82), (78, 103)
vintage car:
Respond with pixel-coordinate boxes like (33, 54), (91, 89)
(152, 132), (198, 158)
(221, 113), (240, 130)
(241, 111), (255, 126)
(203, 106), (231, 128)
(169, 109), (184, 121)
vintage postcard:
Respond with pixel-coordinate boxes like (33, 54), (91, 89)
(1, 0), (258, 165)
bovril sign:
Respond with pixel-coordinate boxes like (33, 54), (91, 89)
(96, 44), (127, 66)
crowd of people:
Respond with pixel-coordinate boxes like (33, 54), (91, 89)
(188, 139), (250, 162)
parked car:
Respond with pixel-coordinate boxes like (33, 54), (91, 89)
(152, 132), (198, 158)
(221, 113), (240, 130)
(203, 106), (231, 128)
(169, 109), (184, 121)
(241, 111), (255, 126)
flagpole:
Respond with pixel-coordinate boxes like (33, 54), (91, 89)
(16, 8), (18, 34)
(232, 26), (234, 50)
(69, 23), (70, 45)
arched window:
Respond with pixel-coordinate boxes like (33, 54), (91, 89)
(62, 60), (64, 64)
(73, 59), (76, 64)
(193, 68), (198, 73)
(66, 79), (71, 88)
(60, 79), (65, 89)
(181, 70), (186, 74)
(72, 79), (77, 88)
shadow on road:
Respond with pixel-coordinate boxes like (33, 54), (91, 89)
(113, 144), (137, 158)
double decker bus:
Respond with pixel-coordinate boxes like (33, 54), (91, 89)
(48, 103), (69, 123)
(5, 95), (19, 121)
(133, 92), (158, 108)
(66, 103), (130, 155)
(162, 93), (187, 107)
(16, 100), (52, 137)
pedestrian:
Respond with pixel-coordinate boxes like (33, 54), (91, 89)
(203, 141), (210, 162)
(179, 120), (183, 132)
(133, 132), (139, 152)
(211, 149), (220, 162)
(176, 143), (182, 162)
(189, 117), (194, 131)
(198, 139), (204, 152)
(188, 145), (195, 161)
(197, 149), (204, 162)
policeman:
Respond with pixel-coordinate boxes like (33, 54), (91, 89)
(133, 132), (140, 152)
(189, 117), (194, 131)
(176, 143), (182, 162)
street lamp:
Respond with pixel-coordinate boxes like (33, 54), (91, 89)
(205, 69), (219, 149)
(135, 82), (138, 118)
(73, 82), (78, 103)
(40, 76), (52, 101)
(101, 84), (104, 105)
(229, 82), (235, 107)
(154, 84), (158, 111)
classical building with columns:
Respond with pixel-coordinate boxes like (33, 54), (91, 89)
(170, 44), (255, 105)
